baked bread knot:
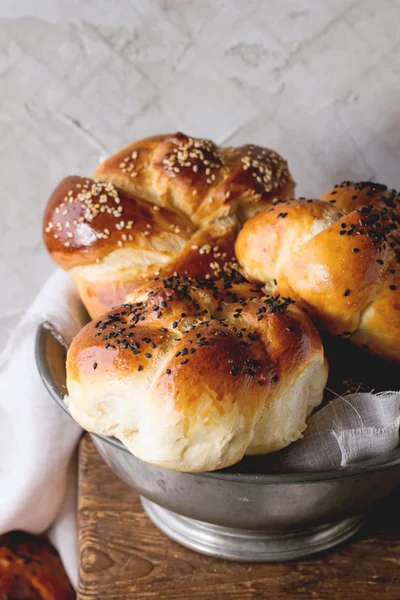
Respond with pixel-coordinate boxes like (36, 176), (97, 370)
(43, 133), (294, 318)
(0, 531), (74, 600)
(66, 275), (327, 472)
(235, 181), (400, 363)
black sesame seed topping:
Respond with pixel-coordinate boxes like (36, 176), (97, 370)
(144, 353), (152, 359)
(180, 359), (189, 365)
(273, 375), (279, 383)
(93, 362), (97, 370)
(390, 284), (397, 290)
(376, 259), (384, 265)
(137, 365), (142, 371)
(352, 247), (360, 253)
(343, 289), (351, 297)
(166, 368), (171, 374)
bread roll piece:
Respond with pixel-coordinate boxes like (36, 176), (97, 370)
(66, 275), (327, 472)
(43, 133), (294, 318)
(0, 531), (74, 600)
(235, 181), (400, 363)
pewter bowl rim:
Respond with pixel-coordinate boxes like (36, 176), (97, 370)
(35, 324), (400, 484)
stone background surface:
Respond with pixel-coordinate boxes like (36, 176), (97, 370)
(1, 0), (399, 347)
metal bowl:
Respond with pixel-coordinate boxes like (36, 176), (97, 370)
(35, 324), (400, 562)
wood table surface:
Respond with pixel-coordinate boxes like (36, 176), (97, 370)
(78, 434), (400, 600)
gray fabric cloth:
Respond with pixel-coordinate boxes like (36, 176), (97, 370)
(261, 391), (400, 472)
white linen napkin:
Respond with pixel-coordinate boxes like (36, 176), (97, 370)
(0, 269), (399, 589)
(0, 270), (85, 589)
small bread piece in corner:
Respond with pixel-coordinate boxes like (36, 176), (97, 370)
(0, 531), (75, 600)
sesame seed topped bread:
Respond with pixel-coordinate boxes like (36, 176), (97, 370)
(235, 181), (400, 363)
(43, 132), (294, 319)
(66, 275), (327, 472)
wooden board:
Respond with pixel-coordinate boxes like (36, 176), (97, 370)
(78, 434), (400, 600)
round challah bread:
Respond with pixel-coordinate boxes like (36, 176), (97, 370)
(0, 531), (74, 600)
(235, 181), (400, 363)
(43, 133), (294, 319)
(66, 275), (327, 472)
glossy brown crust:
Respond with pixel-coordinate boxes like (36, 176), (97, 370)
(71, 217), (241, 318)
(235, 182), (400, 362)
(235, 199), (343, 284)
(278, 210), (391, 334)
(43, 133), (293, 318)
(319, 180), (400, 215)
(43, 175), (195, 271)
(0, 532), (75, 600)
(67, 276), (322, 424)
(93, 132), (295, 226)
(351, 258), (400, 362)
(145, 218), (240, 282)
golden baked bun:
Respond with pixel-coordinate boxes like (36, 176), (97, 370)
(43, 133), (294, 318)
(0, 531), (75, 600)
(235, 181), (400, 363)
(66, 275), (327, 472)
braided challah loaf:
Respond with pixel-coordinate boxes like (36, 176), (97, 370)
(235, 181), (400, 363)
(43, 133), (294, 318)
(66, 275), (327, 472)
